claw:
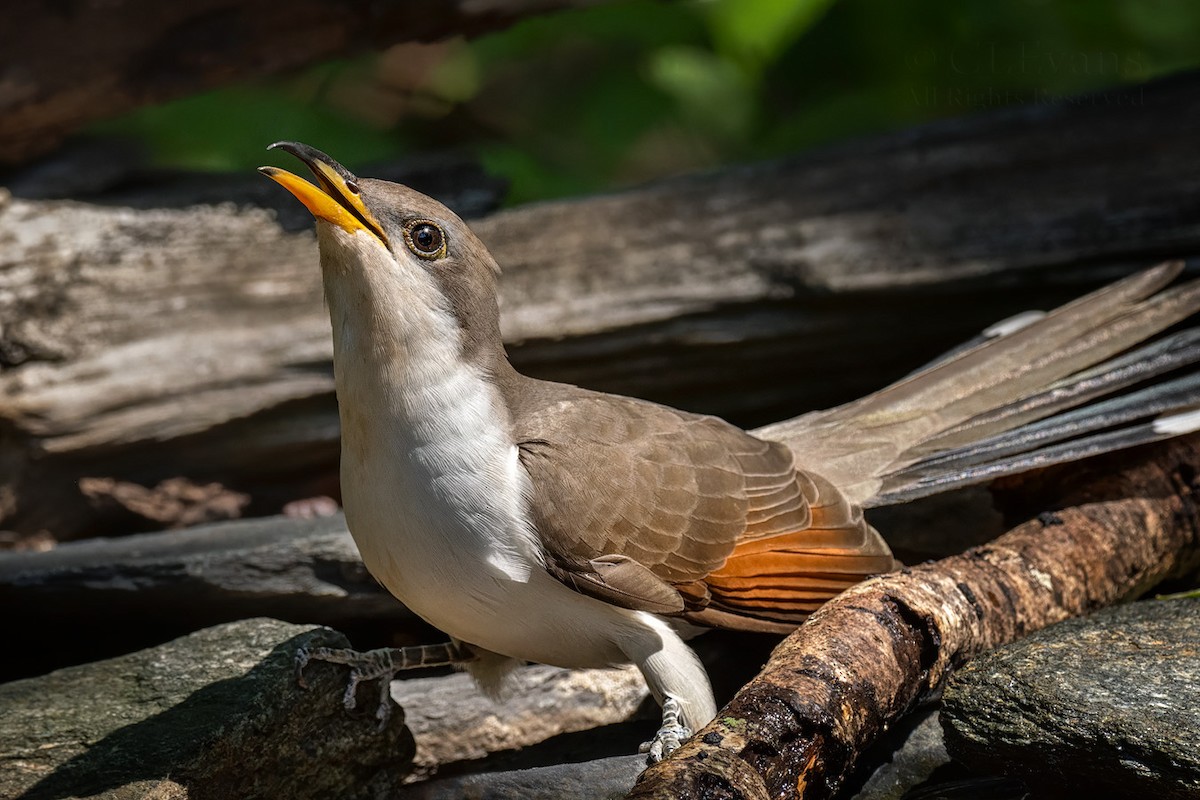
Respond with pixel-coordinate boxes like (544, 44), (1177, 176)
(643, 723), (690, 763)
(342, 670), (361, 710)
(293, 642), (470, 729)
(295, 646), (312, 689)
(641, 695), (692, 763)
(291, 645), (402, 727)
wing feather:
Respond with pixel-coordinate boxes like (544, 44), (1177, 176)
(514, 386), (895, 628)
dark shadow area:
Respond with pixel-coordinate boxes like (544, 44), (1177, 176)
(836, 708), (948, 799)
(903, 770), (1032, 799)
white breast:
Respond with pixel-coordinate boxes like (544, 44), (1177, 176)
(339, 331), (536, 598)
(331, 288), (636, 668)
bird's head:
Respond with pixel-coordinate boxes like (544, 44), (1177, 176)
(259, 142), (505, 370)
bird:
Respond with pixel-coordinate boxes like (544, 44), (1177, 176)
(260, 141), (1200, 761)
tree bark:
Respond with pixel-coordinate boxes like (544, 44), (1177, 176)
(2, 74), (1200, 539)
(628, 435), (1200, 800)
(0, 0), (610, 164)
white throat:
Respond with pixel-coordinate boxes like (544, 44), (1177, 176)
(319, 226), (541, 616)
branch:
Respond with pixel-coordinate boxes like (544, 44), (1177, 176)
(629, 435), (1200, 800)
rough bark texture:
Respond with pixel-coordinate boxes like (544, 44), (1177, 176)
(0, 0), (609, 164)
(3, 74), (1200, 540)
(628, 435), (1200, 800)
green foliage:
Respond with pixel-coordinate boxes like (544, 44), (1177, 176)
(91, 69), (399, 172)
(94, 0), (1200, 206)
(704, 0), (839, 75)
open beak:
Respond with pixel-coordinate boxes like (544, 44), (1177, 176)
(259, 142), (389, 246)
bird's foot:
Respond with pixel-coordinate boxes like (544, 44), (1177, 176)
(295, 645), (400, 730)
(296, 642), (471, 730)
(639, 695), (692, 763)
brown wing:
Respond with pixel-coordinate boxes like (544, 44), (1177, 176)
(513, 387), (897, 633)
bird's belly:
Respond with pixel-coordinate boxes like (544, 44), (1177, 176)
(336, 356), (638, 671)
(343, 470), (630, 670)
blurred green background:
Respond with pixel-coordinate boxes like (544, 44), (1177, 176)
(94, 0), (1200, 206)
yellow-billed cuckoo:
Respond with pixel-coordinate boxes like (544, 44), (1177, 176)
(261, 142), (1200, 760)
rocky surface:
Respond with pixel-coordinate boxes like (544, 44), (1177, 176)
(397, 755), (646, 800)
(850, 710), (951, 800)
(0, 618), (415, 800)
(941, 597), (1200, 799)
(392, 664), (649, 781)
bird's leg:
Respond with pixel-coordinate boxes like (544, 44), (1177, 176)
(296, 640), (476, 729)
(639, 694), (692, 763)
(622, 617), (713, 763)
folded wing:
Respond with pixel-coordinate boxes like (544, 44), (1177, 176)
(515, 390), (895, 634)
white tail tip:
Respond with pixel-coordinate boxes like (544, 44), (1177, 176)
(984, 310), (1047, 338)
(1153, 407), (1200, 436)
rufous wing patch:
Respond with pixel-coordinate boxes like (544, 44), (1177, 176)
(696, 470), (897, 629)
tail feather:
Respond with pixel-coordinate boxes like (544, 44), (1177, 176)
(831, 262), (1182, 426)
(902, 371), (1200, 478)
(921, 326), (1200, 452)
(757, 261), (1200, 506)
(901, 309), (1047, 377)
(872, 413), (1198, 505)
(928, 277), (1200, 436)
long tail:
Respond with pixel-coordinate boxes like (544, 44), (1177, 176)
(757, 261), (1200, 507)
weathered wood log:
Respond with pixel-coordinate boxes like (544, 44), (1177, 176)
(0, 513), (424, 682)
(0, 0), (610, 164)
(628, 435), (1200, 800)
(3, 74), (1200, 539)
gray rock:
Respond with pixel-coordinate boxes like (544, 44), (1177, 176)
(0, 514), (413, 681)
(942, 597), (1200, 799)
(393, 664), (648, 781)
(395, 755), (645, 800)
(0, 618), (415, 800)
(851, 710), (951, 800)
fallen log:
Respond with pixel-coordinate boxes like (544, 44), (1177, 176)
(3, 74), (1200, 540)
(0, 513), (412, 682)
(629, 435), (1200, 800)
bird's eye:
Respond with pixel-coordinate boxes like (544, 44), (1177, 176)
(403, 220), (447, 260)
